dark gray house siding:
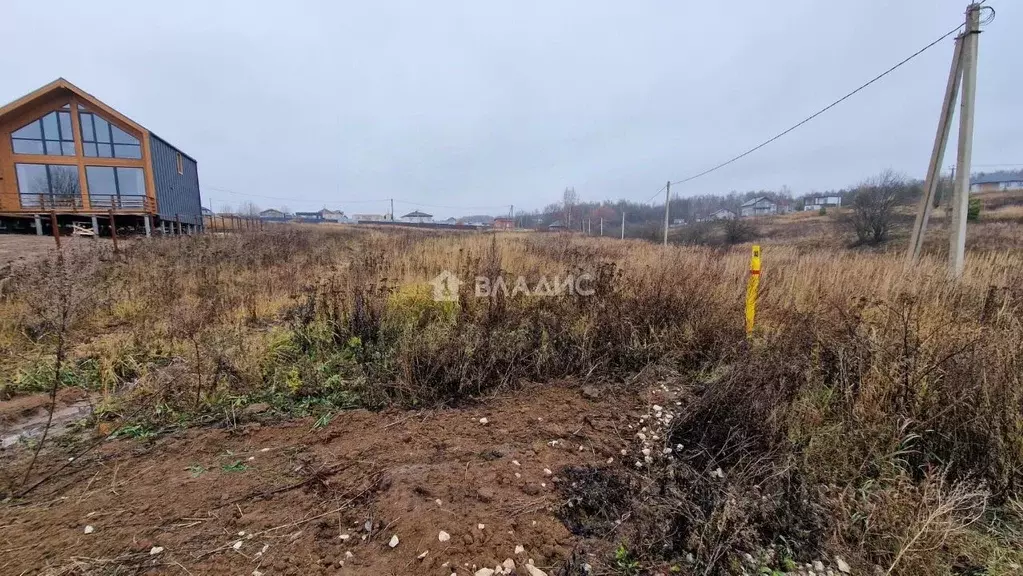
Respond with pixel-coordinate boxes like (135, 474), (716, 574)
(149, 134), (201, 225)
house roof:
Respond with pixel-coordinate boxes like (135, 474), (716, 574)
(971, 172), (1023, 185)
(548, 220), (565, 227)
(0, 77), (195, 162)
(260, 208), (285, 215)
(401, 210), (433, 218)
(740, 196), (775, 207)
(710, 209), (735, 215)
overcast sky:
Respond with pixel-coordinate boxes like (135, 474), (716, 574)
(2, 1), (1019, 217)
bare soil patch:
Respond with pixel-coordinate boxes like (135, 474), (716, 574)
(0, 382), (645, 575)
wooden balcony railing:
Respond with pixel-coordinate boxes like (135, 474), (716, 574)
(16, 193), (152, 212)
(86, 194), (150, 210)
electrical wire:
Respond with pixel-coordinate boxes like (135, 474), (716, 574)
(663, 21), (967, 190)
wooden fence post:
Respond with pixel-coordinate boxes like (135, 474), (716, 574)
(108, 209), (119, 254)
(49, 211), (61, 249)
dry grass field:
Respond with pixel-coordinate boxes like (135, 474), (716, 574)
(0, 214), (1021, 574)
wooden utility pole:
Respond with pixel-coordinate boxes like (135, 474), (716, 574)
(950, 3), (980, 277)
(663, 181), (670, 246)
(621, 212), (625, 240)
(390, 199), (394, 221)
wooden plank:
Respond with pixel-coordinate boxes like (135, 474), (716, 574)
(140, 128), (158, 216)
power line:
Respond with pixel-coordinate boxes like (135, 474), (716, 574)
(664, 21), (966, 190)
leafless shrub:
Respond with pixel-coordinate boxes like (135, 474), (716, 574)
(845, 169), (906, 245)
(12, 245), (106, 489)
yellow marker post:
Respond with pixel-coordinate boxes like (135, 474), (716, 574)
(745, 245), (761, 336)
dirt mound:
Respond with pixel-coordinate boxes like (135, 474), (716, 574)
(0, 383), (639, 575)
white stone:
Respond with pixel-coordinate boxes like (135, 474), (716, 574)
(641, 448), (651, 456)
(503, 558), (516, 570)
(149, 546), (164, 555)
(345, 551), (354, 559)
(253, 571), (263, 576)
(479, 417), (489, 425)
(813, 560), (825, 571)
(478, 523), (485, 530)
(83, 525), (94, 534)
(512, 460), (520, 466)
(388, 534), (400, 548)
(438, 530), (451, 542)
(543, 468), (552, 475)
(435, 499), (443, 506)
(524, 564), (548, 576)
(475, 569), (495, 576)
(836, 557), (851, 573)
(339, 534), (350, 540)
(515, 545), (525, 554)
(232, 541), (243, 550)
(417, 550), (429, 559)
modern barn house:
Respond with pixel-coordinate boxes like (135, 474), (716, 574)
(0, 78), (201, 235)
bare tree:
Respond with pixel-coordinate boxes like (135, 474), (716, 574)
(237, 201), (261, 217)
(217, 203), (233, 215)
(847, 169), (904, 245)
(562, 187), (577, 226)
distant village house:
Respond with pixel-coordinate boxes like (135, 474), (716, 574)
(401, 210), (433, 223)
(739, 197), (778, 217)
(492, 217), (514, 230)
(803, 194), (842, 211)
(970, 173), (1023, 193)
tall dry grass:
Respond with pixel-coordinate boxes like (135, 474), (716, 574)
(0, 226), (1021, 573)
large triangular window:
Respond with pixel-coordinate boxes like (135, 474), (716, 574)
(78, 108), (141, 159)
(11, 109), (75, 156)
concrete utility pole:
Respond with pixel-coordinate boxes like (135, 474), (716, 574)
(906, 2), (983, 278)
(390, 199), (394, 221)
(600, 217), (603, 236)
(663, 181), (670, 246)
(621, 212), (625, 240)
(950, 3), (980, 277)
(907, 33), (963, 264)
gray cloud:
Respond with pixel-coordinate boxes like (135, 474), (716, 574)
(2, 0), (1019, 217)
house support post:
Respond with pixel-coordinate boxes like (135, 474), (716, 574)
(92, 216), (100, 239)
(144, 216), (152, 237)
(34, 214), (43, 236)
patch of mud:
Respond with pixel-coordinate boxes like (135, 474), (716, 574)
(0, 389), (93, 450)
